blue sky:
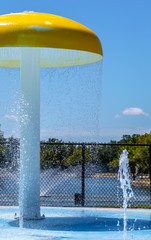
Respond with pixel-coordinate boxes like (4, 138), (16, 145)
(0, 0), (151, 142)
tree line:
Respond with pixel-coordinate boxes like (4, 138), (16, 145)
(0, 133), (150, 177)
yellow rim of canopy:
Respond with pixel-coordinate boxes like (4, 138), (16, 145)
(0, 12), (103, 67)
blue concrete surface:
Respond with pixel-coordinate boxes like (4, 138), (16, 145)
(0, 207), (151, 240)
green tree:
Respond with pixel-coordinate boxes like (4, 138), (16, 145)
(40, 138), (76, 169)
(108, 133), (151, 177)
(96, 141), (120, 172)
(0, 135), (8, 167)
(62, 146), (91, 168)
(7, 136), (19, 168)
(130, 133), (151, 175)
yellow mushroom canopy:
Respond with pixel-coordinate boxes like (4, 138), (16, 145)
(0, 12), (103, 67)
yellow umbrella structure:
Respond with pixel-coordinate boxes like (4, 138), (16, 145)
(0, 12), (103, 67)
(0, 12), (103, 220)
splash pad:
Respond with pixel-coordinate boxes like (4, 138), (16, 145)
(0, 12), (150, 240)
(1, 207), (151, 240)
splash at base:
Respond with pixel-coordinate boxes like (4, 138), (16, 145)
(0, 207), (151, 240)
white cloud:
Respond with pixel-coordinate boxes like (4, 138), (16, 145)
(40, 127), (151, 140)
(99, 127), (151, 137)
(122, 107), (149, 116)
(4, 114), (18, 120)
(115, 114), (120, 119)
(40, 128), (97, 138)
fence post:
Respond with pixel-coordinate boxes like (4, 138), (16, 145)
(149, 145), (151, 205)
(81, 144), (85, 207)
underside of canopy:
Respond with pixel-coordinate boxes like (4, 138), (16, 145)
(0, 12), (103, 68)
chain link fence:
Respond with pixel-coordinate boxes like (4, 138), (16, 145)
(0, 141), (151, 208)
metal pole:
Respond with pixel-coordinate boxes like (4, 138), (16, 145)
(19, 47), (41, 220)
(81, 144), (85, 206)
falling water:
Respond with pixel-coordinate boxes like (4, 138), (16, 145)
(118, 149), (134, 239)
